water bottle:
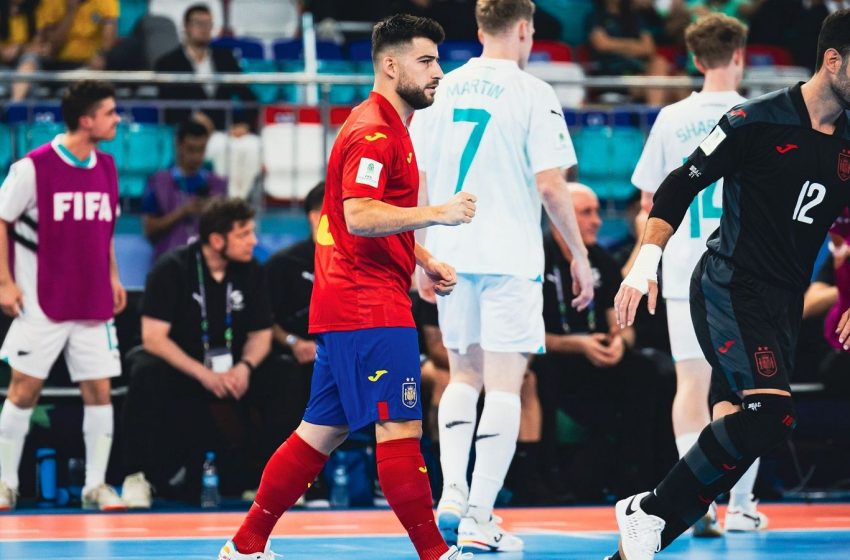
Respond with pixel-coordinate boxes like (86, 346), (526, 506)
(330, 451), (349, 509)
(36, 448), (57, 508)
(67, 458), (85, 502)
(200, 451), (221, 509)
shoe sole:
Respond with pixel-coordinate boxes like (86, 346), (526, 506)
(437, 511), (461, 545)
(457, 538), (524, 553)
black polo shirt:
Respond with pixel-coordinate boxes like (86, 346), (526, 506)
(143, 242), (272, 362)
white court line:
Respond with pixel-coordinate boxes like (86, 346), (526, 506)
(302, 524), (360, 530)
(91, 528), (149, 533)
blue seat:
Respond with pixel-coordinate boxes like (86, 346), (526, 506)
(319, 60), (358, 104)
(212, 36), (265, 60)
(241, 59), (280, 103)
(609, 127), (645, 179)
(114, 233), (153, 290)
(273, 39), (343, 61)
(571, 127), (610, 179)
(348, 40), (372, 62)
(15, 122), (64, 156)
(355, 61), (375, 102)
(119, 174), (148, 199)
(117, 105), (161, 124)
(439, 41), (482, 63)
(117, 0), (147, 37)
(99, 125), (126, 171)
(0, 125), (12, 171)
(125, 124), (173, 174)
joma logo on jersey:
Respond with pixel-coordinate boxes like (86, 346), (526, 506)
(53, 192), (113, 222)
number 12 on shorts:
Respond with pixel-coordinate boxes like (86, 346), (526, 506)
(453, 108), (491, 193)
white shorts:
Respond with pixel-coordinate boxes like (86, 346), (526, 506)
(666, 298), (705, 363)
(0, 313), (122, 382)
(436, 273), (544, 355)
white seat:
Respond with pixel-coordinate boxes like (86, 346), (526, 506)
(206, 131), (262, 200)
(261, 123), (327, 200)
(229, 0), (299, 41)
(744, 66), (811, 98)
(526, 61), (586, 108)
(148, 0), (224, 39)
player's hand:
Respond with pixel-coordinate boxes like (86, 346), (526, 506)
(183, 196), (208, 217)
(422, 258), (457, 297)
(582, 333), (618, 368)
(570, 254), (594, 311)
(837, 307), (850, 351)
(198, 369), (230, 399)
(416, 267), (437, 304)
(436, 192), (476, 226)
(292, 338), (317, 365)
(111, 275), (127, 315)
(224, 365), (250, 400)
(0, 279), (23, 317)
(614, 281), (657, 329)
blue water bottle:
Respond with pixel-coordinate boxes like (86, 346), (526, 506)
(330, 451), (349, 509)
(36, 448), (57, 508)
(200, 451), (221, 509)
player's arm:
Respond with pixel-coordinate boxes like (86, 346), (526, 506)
(109, 239), (127, 314)
(236, 328), (272, 375)
(615, 116), (744, 328)
(0, 159), (36, 317)
(0, 221), (22, 317)
(344, 194), (475, 237)
(537, 168), (594, 311)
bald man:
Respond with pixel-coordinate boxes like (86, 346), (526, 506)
(530, 183), (676, 500)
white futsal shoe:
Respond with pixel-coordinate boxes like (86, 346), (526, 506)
(218, 539), (277, 559)
(458, 514), (524, 552)
(440, 545), (473, 559)
(82, 483), (127, 511)
(437, 483), (468, 545)
(0, 480), (17, 511)
(725, 495), (769, 532)
(692, 502), (723, 537)
(121, 472), (153, 509)
(614, 492), (665, 560)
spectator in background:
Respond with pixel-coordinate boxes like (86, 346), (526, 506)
(38, 0), (118, 70)
(121, 199), (286, 508)
(688, 0), (755, 21)
(589, 0), (672, 104)
(141, 120), (228, 261)
(531, 183), (675, 500)
(155, 3), (257, 132)
(0, 0), (46, 100)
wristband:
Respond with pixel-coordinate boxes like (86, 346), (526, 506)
(285, 333), (298, 347)
(238, 359), (255, 373)
(622, 244), (663, 295)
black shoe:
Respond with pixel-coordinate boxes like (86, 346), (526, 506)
(304, 475), (330, 509)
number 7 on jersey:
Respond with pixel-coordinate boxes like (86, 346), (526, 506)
(453, 108), (491, 193)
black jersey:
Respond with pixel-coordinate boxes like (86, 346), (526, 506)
(652, 83), (850, 292)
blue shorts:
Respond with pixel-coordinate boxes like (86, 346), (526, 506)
(302, 327), (423, 431)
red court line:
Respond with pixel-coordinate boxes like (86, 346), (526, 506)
(1, 504), (849, 541)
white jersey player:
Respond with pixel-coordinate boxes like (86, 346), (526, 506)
(630, 13), (767, 535)
(409, 0), (593, 552)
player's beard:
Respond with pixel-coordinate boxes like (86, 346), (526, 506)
(831, 58), (850, 110)
(396, 72), (437, 110)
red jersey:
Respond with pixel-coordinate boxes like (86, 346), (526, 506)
(309, 92), (420, 333)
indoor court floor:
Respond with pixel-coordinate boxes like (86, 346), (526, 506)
(1, 503), (849, 559)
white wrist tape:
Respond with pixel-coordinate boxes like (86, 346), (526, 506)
(622, 244), (663, 295)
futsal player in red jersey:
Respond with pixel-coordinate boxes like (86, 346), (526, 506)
(220, 14), (478, 560)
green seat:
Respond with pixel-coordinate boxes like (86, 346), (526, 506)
(125, 124), (173, 174)
(242, 59), (280, 104)
(99, 124), (126, 172)
(0, 125), (12, 171)
(15, 122), (64, 156)
(119, 173), (147, 198)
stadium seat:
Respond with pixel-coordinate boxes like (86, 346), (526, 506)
(261, 122), (325, 200)
(228, 0), (299, 41)
(530, 40), (572, 62)
(241, 59), (281, 103)
(114, 233), (153, 290)
(526, 61), (585, 108)
(118, 174), (148, 199)
(608, 127), (645, 199)
(273, 39), (343, 61)
(211, 37), (265, 60)
(99, 125), (126, 171)
(439, 41), (482, 63)
(745, 65), (810, 98)
(15, 122), (63, 157)
(148, 0), (224, 37)
(0, 125), (12, 171)
(537, 0), (594, 45)
(319, 60), (359, 105)
(746, 44), (793, 67)
(125, 124), (174, 174)
(571, 127), (610, 179)
(348, 40), (372, 62)
(118, 0), (148, 37)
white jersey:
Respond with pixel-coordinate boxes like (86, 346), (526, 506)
(0, 136), (100, 320)
(410, 57), (577, 280)
(631, 90), (745, 299)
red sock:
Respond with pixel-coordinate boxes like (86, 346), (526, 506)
(232, 432), (328, 554)
(377, 438), (448, 560)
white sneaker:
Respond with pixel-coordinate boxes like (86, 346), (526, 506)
(725, 496), (768, 532)
(82, 483), (127, 511)
(614, 492), (665, 560)
(218, 539), (277, 559)
(121, 472), (152, 509)
(0, 480), (17, 511)
(437, 484), (468, 545)
(439, 545), (473, 559)
(692, 502), (723, 538)
(458, 514), (523, 552)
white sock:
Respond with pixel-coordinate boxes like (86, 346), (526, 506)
(729, 458), (760, 509)
(0, 400), (33, 490)
(438, 382), (480, 497)
(675, 432), (700, 459)
(467, 391), (520, 523)
(83, 404), (113, 492)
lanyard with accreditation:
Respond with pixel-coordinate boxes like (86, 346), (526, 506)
(196, 251), (234, 373)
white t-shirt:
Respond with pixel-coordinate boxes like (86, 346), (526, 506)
(0, 136), (99, 319)
(631, 90), (745, 299)
(410, 57), (577, 280)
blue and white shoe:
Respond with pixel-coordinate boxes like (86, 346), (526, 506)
(218, 539), (277, 560)
(458, 514), (523, 552)
(440, 545), (473, 559)
(437, 484), (468, 545)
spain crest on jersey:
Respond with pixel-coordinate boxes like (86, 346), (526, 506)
(838, 150), (850, 182)
(755, 347), (777, 377)
(402, 378), (418, 408)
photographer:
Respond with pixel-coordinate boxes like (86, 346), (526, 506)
(141, 120), (228, 259)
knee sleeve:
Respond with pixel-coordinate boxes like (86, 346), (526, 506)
(727, 394), (796, 458)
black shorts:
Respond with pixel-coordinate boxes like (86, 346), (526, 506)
(690, 252), (802, 407)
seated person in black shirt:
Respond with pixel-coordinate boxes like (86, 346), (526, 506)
(120, 198), (286, 507)
(531, 183), (675, 500)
